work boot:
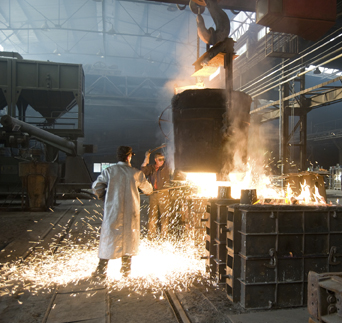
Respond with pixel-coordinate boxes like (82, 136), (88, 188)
(92, 258), (108, 277)
(120, 255), (132, 277)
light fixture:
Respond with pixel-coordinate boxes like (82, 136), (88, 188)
(96, 50), (104, 58)
(167, 4), (177, 12)
(313, 67), (321, 74)
(41, 20), (49, 31)
(53, 48), (61, 56)
(155, 33), (163, 42)
(147, 55), (154, 63)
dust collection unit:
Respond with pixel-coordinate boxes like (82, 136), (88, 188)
(0, 52), (93, 211)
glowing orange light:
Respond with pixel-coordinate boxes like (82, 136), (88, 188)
(184, 164), (326, 205)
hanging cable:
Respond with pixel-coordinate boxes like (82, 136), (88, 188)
(248, 45), (342, 98)
(237, 25), (342, 94)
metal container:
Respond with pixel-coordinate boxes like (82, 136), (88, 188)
(214, 202), (230, 284)
(218, 186), (231, 199)
(181, 197), (208, 243)
(172, 89), (251, 175)
(225, 204), (242, 303)
(256, 0), (336, 41)
(172, 89), (226, 173)
(204, 199), (239, 278)
(240, 189), (257, 205)
(0, 56), (84, 137)
(308, 271), (342, 322)
(225, 204), (342, 309)
(19, 162), (59, 211)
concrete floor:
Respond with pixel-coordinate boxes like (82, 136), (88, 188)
(2, 191), (340, 322)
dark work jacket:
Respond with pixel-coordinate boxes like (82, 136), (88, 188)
(141, 163), (170, 190)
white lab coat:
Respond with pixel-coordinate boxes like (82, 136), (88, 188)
(92, 161), (153, 259)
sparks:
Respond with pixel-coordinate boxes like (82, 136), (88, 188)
(0, 222), (208, 298)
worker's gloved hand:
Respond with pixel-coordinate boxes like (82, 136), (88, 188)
(98, 190), (106, 201)
(145, 150), (151, 158)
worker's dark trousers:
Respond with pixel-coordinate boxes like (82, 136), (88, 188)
(148, 191), (171, 239)
(120, 255), (132, 275)
(95, 258), (108, 275)
(96, 256), (131, 275)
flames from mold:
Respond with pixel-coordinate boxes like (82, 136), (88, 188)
(185, 167), (327, 205)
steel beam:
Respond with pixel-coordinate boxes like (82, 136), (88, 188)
(309, 88), (342, 109)
(251, 75), (342, 115)
(259, 86), (342, 123)
(298, 72), (307, 171)
(146, 0), (256, 12)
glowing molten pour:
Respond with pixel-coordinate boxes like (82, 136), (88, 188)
(185, 173), (218, 197)
(185, 172), (250, 199)
(185, 170), (326, 205)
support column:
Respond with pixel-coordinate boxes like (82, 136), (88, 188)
(280, 82), (290, 174)
(224, 38), (235, 111)
(299, 72), (307, 171)
(333, 139), (342, 164)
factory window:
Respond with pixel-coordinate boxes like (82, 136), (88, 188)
(93, 163), (101, 173)
(230, 12), (256, 41)
(308, 64), (342, 78)
(93, 163), (115, 173)
(258, 27), (270, 40)
(236, 44), (247, 56)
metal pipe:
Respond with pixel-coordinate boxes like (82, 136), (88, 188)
(0, 51), (23, 59)
(250, 74), (342, 114)
(1, 115), (76, 156)
(239, 27), (342, 94)
(247, 45), (342, 99)
(278, 84), (283, 177)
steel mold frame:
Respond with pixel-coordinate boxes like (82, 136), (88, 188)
(225, 204), (342, 309)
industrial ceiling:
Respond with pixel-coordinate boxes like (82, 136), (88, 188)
(0, 0), (243, 79)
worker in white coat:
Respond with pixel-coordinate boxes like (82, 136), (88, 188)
(92, 146), (153, 276)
